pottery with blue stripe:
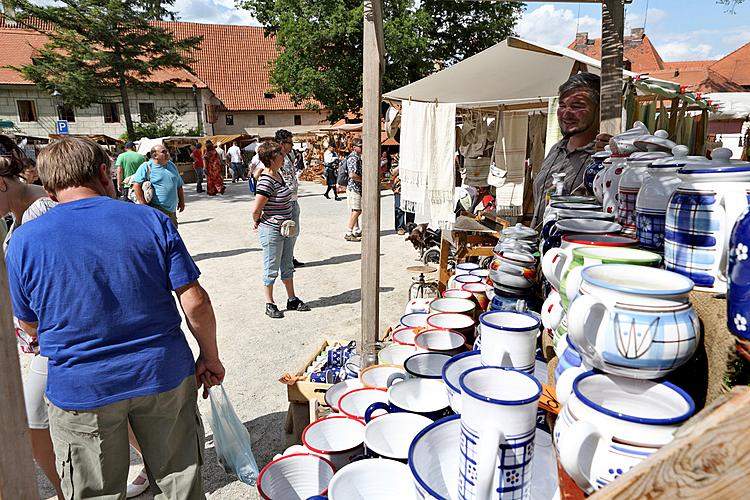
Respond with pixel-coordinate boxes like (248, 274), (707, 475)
(554, 371), (694, 494)
(584, 150), (610, 196)
(617, 151), (670, 238)
(567, 264), (699, 379)
(728, 208), (750, 340)
(663, 148), (750, 292)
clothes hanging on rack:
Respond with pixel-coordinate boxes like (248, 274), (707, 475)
(492, 111), (529, 208)
(544, 97), (562, 156)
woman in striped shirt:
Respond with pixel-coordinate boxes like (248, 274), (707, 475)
(252, 141), (311, 318)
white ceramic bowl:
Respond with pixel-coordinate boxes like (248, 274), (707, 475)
(403, 352), (452, 379)
(429, 297), (476, 316)
(400, 312), (430, 329)
(327, 458), (417, 499)
(257, 452), (335, 500)
(441, 350), (483, 413)
(392, 327), (420, 347)
(325, 379), (363, 412)
(408, 415), (461, 499)
(359, 364), (407, 389)
(441, 289), (474, 300)
(378, 343), (417, 366)
(337, 388), (389, 420)
(364, 412), (432, 461)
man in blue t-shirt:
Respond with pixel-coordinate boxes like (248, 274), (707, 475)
(6, 136), (224, 499)
(132, 144), (185, 227)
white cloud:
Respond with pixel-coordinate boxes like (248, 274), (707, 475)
(172, 0), (259, 25)
(516, 5), (601, 47)
(626, 8), (667, 31)
(658, 42), (713, 61)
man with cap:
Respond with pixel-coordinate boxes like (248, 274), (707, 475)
(274, 129), (305, 267)
(115, 141), (145, 201)
(531, 72), (610, 228)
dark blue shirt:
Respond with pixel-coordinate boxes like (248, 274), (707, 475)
(6, 197), (199, 410)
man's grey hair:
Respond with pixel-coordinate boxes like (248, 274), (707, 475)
(37, 136), (111, 193)
(558, 72), (601, 107)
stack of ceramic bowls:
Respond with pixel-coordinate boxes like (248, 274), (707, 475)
(488, 224), (540, 313)
(554, 263), (699, 493)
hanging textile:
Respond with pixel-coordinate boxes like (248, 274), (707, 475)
(492, 111), (529, 208)
(399, 100), (457, 229)
(544, 97), (562, 156)
(528, 113), (547, 175)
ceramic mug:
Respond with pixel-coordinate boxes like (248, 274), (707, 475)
(403, 352), (452, 380)
(415, 329), (467, 357)
(337, 387), (389, 421)
(555, 371), (694, 494)
(359, 364), (406, 389)
(327, 458), (416, 499)
(441, 350), (483, 413)
(568, 264), (700, 379)
(442, 289), (475, 301)
(392, 327), (421, 347)
(479, 311), (541, 373)
(430, 297), (476, 319)
(401, 312), (430, 329)
(455, 262), (480, 276)
(458, 367), (541, 500)
(301, 416), (366, 470)
(540, 290), (564, 332)
(378, 343), (417, 366)
(363, 412), (432, 462)
(462, 283), (490, 311)
(324, 379), (363, 412)
(256, 452), (335, 500)
(365, 376), (451, 421)
(427, 312), (476, 343)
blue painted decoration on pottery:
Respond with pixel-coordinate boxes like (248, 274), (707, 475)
(728, 209), (750, 339)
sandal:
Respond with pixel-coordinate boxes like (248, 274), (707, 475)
(126, 468), (149, 498)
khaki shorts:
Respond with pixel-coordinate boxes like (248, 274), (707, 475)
(48, 376), (204, 500)
(347, 189), (362, 211)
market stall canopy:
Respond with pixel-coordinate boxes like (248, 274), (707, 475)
(705, 93), (750, 120)
(243, 125), (323, 138)
(49, 133), (123, 145)
(200, 134), (254, 146)
(383, 37), (638, 108)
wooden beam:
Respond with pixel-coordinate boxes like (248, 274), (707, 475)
(600, 0), (625, 136)
(593, 387), (750, 499)
(0, 256), (38, 499)
(361, 0), (383, 367)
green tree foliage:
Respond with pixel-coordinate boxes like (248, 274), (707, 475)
(125, 103), (200, 141)
(8, 0), (201, 140)
(241, 0), (524, 121)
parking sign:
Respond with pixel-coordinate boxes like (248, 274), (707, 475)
(56, 120), (69, 135)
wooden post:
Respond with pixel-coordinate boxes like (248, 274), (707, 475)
(0, 256), (39, 498)
(600, 0), (624, 136)
(361, 0), (383, 366)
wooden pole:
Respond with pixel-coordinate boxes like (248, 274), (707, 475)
(0, 256), (39, 498)
(600, 0), (624, 136)
(361, 0), (383, 366)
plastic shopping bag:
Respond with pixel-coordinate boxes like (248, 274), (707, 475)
(207, 385), (260, 486)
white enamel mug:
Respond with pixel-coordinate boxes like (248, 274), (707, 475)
(458, 367), (542, 500)
(327, 458), (417, 499)
(540, 290), (564, 332)
(257, 452), (335, 500)
(364, 412), (432, 461)
(479, 311), (541, 373)
(414, 328), (467, 357)
(301, 416), (366, 470)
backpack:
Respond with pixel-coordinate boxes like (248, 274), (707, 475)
(336, 158), (349, 187)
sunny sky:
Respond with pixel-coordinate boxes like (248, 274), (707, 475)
(171, 0), (750, 62)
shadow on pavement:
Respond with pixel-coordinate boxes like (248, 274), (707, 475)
(201, 411), (287, 494)
(193, 247), (260, 262)
(304, 287), (395, 309)
(303, 253), (362, 267)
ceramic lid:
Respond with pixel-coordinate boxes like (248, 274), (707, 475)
(554, 219), (622, 234)
(649, 145), (700, 169)
(591, 150), (612, 160)
(609, 121), (648, 156)
(501, 223), (537, 240)
(625, 151), (670, 165)
(680, 147), (750, 174)
(633, 129), (678, 153)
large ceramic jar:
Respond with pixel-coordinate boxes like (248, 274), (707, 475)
(567, 264), (700, 379)
(555, 371), (694, 494)
(728, 209), (750, 339)
(592, 157), (611, 204)
(664, 148), (750, 292)
(617, 151), (669, 237)
(635, 146), (694, 251)
(583, 150), (611, 196)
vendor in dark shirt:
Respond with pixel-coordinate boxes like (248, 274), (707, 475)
(531, 73), (611, 228)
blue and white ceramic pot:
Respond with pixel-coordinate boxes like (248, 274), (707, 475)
(555, 371), (694, 494)
(583, 150), (610, 196)
(567, 264), (700, 379)
(664, 148), (750, 292)
(728, 208), (750, 339)
(617, 151), (669, 238)
(635, 146), (698, 252)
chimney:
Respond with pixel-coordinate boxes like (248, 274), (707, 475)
(574, 32), (589, 46)
(631, 27), (645, 39)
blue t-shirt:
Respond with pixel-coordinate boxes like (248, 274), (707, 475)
(132, 160), (184, 213)
(6, 197), (199, 410)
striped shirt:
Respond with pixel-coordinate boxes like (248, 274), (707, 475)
(256, 174), (293, 229)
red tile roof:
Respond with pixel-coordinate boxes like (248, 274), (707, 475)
(153, 21), (316, 112)
(709, 41), (750, 88)
(568, 33), (665, 73)
(0, 24), (204, 88)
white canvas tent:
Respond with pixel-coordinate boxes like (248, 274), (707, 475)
(383, 36), (638, 107)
